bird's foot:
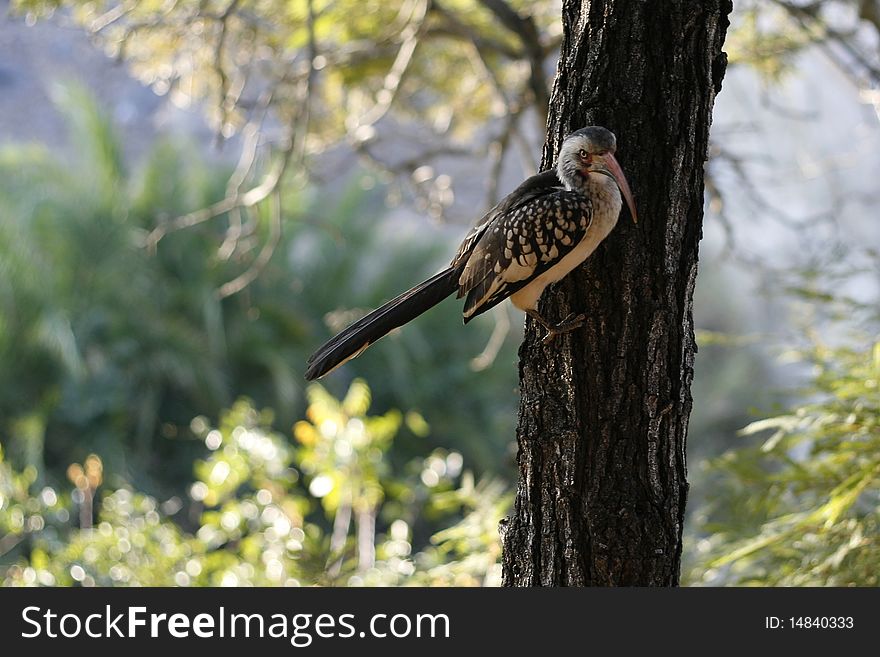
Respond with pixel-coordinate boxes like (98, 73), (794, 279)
(526, 310), (586, 345)
(542, 312), (587, 344)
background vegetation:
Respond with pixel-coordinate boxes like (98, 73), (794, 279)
(1, 0), (878, 586)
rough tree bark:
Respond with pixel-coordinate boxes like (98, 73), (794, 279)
(501, 0), (732, 586)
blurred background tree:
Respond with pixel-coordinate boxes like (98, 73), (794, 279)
(1, 0), (879, 585)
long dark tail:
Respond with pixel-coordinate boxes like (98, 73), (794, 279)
(305, 267), (459, 380)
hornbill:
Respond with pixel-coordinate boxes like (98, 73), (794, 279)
(305, 126), (638, 380)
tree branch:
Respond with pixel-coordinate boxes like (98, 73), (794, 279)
(477, 0), (550, 124)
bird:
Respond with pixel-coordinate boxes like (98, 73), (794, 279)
(305, 126), (638, 381)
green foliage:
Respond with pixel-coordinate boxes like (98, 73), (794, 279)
(0, 84), (523, 587)
(287, 185), (520, 472)
(404, 476), (507, 586)
(719, 0), (880, 85)
(687, 323), (880, 586)
(14, 1), (878, 589)
(0, 85), (242, 491)
(2, 390), (506, 587)
(13, 0), (559, 146)
(725, 1), (819, 81)
(295, 380), (400, 517)
(0, 86), (518, 505)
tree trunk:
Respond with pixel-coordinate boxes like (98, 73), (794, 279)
(501, 0), (731, 586)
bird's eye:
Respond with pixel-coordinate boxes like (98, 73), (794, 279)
(578, 149), (588, 159)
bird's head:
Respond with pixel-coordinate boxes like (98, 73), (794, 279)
(557, 126), (638, 223)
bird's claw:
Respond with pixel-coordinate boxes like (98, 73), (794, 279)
(541, 313), (586, 344)
(527, 310), (586, 344)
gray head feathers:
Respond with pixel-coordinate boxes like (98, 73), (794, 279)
(556, 126), (617, 190)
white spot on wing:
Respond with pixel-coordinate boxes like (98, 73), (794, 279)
(503, 259), (535, 282)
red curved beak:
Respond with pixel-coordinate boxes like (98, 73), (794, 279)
(599, 153), (638, 224)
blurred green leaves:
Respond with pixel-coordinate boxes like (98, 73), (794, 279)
(0, 84), (519, 503)
(296, 380), (400, 516)
(687, 329), (880, 586)
(12, 0), (560, 152)
(8, 1), (878, 588)
(726, 1), (818, 81)
(0, 85), (514, 586)
(2, 389), (506, 587)
(1, 84), (240, 490)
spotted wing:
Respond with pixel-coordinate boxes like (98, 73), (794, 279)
(458, 190), (593, 321)
(451, 169), (563, 269)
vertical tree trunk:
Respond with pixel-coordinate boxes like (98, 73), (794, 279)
(501, 0), (731, 586)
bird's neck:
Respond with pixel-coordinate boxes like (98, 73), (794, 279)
(561, 169), (622, 221)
